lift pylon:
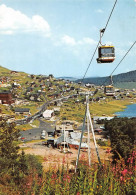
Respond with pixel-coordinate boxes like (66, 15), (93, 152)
(75, 93), (101, 172)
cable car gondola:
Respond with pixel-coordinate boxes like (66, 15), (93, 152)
(104, 85), (115, 96)
(97, 29), (115, 63)
(97, 45), (115, 63)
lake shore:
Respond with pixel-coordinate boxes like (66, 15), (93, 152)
(90, 99), (136, 117)
(115, 103), (136, 117)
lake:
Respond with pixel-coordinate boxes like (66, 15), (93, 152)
(115, 104), (136, 117)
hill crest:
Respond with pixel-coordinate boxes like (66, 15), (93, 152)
(76, 70), (136, 88)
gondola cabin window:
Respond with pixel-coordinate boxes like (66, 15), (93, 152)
(100, 47), (114, 57)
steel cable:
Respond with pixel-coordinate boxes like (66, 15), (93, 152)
(81, 0), (118, 83)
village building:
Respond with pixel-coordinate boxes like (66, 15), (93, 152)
(61, 120), (75, 125)
(55, 124), (74, 135)
(93, 116), (114, 123)
(53, 107), (60, 112)
(14, 108), (31, 115)
(0, 91), (13, 105)
(94, 128), (103, 134)
(12, 82), (21, 88)
(43, 110), (54, 119)
(85, 83), (95, 88)
(49, 74), (54, 78)
(10, 70), (19, 75)
(70, 86), (75, 90)
(54, 100), (63, 107)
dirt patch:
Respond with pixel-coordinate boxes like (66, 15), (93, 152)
(19, 135), (112, 171)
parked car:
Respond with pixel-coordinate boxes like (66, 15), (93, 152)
(40, 130), (46, 139)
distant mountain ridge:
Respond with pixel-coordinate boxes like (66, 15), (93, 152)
(76, 70), (136, 87)
(57, 76), (79, 81)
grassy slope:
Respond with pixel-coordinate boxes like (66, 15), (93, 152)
(0, 65), (11, 74)
(59, 100), (86, 123)
(115, 82), (136, 89)
(0, 104), (14, 115)
(89, 99), (135, 116)
(0, 65), (136, 126)
(58, 99), (136, 123)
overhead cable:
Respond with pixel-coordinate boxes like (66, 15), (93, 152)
(81, 0), (118, 83)
(110, 41), (136, 77)
(101, 41), (136, 87)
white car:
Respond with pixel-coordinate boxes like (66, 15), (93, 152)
(40, 130), (46, 139)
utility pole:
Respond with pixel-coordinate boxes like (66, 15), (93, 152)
(75, 93), (101, 172)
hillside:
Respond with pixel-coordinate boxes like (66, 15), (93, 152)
(0, 64), (136, 125)
(76, 70), (136, 89)
(0, 65), (11, 74)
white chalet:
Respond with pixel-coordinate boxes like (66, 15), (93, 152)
(43, 110), (54, 119)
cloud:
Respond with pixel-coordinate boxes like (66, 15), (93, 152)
(61, 35), (76, 46)
(0, 4), (51, 36)
(61, 35), (97, 46)
(95, 9), (104, 13)
(79, 37), (97, 45)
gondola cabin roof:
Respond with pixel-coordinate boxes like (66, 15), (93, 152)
(99, 45), (114, 48)
(105, 85), (113, 88)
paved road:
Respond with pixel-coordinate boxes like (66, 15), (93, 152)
(15, 101), (49, 125)
(20, 118), (55, 141)
(15, 93), (80, 125)
(20, 127), (45, 141)
(18, 92), (88, 141)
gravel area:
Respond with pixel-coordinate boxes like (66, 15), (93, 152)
(19, 134), (112, 171)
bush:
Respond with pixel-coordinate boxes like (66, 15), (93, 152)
(25, 154), (43, 177)
(97, 139), (107, 146)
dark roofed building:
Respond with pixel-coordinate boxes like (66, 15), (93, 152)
(14, 108), (30, 115)
(70, 86), (75, 90)
(49, 74), (54, 78)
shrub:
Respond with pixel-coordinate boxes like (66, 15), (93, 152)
(97, 139), (107, 146)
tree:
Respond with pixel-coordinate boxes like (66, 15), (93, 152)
(0, 120), (20, 174)
(104, 118), (136, 161)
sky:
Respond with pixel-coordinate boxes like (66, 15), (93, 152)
(0, 0), (135, 78)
